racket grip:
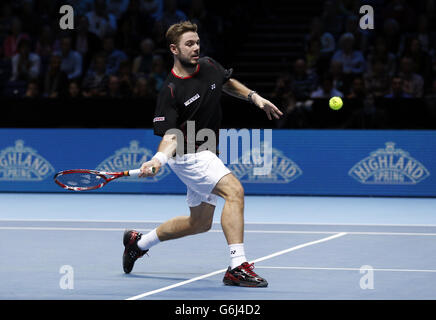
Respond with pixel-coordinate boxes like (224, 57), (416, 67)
(127, 169), (141, 177)
(127, 167), (156, 177)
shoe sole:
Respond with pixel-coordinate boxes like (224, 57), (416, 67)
(223, 278), (268, 288)
(122, 230), (136, 274)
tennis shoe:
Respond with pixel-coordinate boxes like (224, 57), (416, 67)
(122, 230), (148, 274)
(223, 262), (268, 287)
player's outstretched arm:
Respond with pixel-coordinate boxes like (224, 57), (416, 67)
(139, 134), (177, 177)
(222, 78), (283, 120)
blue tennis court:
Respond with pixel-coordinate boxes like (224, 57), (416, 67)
(1, 193), (435, 300)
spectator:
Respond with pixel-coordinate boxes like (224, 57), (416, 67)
(59, 36), (83, 80)
(305, 17), (335, 56)
(428, 56), (436, 92)
(343, 14), (369, 53)
(149, 54), (167, 91)
(150, 19), (167, 52)
(188, 0), (208, 25)
(321, 0), (344, 38)
(3, 17), (30, 59)
(331, 32), (366, 76)
(159, 0), (188, 31)
(329, 60), (347, 95)
(0, 46), (12, 90)
(115, 13), (145, 58)
(338, 0), (360, 16)
(384, 76), (412, 98)
(85, 0), (117, 39)
(65, 0), (94, 17)
(289, 58), (318, 101)
(310, 74), (343, 98)
(0, 3), (13, 44)
(82, 53), (109, 97)
(119, 0), (152, 35)
(414, 14), (432, 54)
(71, 15), (102, 76)
(19, 1), (40, 37)
(132, 76), (156, 98)
(24, 80), (40, 98)
(43, 53), (69, 98)
(106, 0), (130, 19)
(366, 36), (397, 77)
(347, 76), (367, 99)
(141, 0), (164, 22)
(381, 18), (402, 55)
(10, 39), (41, 82)
(132, 38), (155, 76)
(398, 57), (424, 98)
(305, 37), (322, 74)
(401, 36), (432, 79)
(383, 0), (416, 33)
(187, 0), (216, 56)
(35, 25), (61, 76)
(106, 75), (122, 98)
(271, 72), (293, 103)
(102, 35), (128, 75)
(424, 79), (436, 120)
(117, 59), (136, 97)
(364, 59), (391, 98)
(67, 80), (83, 98)
(271, 73), (300, 128)
(344, 77), (379, 129)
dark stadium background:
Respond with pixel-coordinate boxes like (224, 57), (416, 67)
(1, 0), (435, 129)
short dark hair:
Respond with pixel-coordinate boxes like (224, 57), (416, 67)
(165, 21), (198, 47)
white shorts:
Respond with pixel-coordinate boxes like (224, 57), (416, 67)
(168, 150), (231, 208)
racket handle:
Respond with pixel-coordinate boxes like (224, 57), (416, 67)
(126, 167), (156, 177)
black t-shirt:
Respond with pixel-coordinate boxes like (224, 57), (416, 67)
(153, 56), (233, 154)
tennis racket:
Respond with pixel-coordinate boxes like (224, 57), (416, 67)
(54, 167), (155, 191)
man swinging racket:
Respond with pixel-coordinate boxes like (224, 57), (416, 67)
(123, 21), (283, 287)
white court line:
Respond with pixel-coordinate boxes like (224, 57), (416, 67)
(2, 219), (436, 228)
(1, 226), (436, 236)
(125, 232), (347, 300)
(255, 266), (436, 273)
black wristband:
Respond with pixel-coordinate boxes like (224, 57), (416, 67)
(248, 90), (257, 104)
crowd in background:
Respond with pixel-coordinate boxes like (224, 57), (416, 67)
(271, 0), (436, 128)
(1, 0), (436, 128)
(0, 0), (245, 99)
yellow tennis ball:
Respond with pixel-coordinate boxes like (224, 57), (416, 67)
(329, 96), (343, 110)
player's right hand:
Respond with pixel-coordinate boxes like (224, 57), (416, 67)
(139, 159), (160, 177)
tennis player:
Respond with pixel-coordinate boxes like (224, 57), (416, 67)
(123, 21), (282, 287)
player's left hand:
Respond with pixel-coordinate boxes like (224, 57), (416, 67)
(252, 94), (283, 120)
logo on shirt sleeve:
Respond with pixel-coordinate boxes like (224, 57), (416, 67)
(153, 116), (165, 122)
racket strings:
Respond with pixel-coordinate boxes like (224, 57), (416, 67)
(56, 172), (106, 189)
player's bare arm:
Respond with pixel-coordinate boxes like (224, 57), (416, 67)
(139, 133), (177, 177)
(222, 78), (283, 120)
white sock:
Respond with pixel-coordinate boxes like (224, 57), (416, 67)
(229, 243), (247, 269)
(137, 228), (160, 251)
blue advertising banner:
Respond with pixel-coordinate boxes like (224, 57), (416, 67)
(0, 129), (434, 196)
